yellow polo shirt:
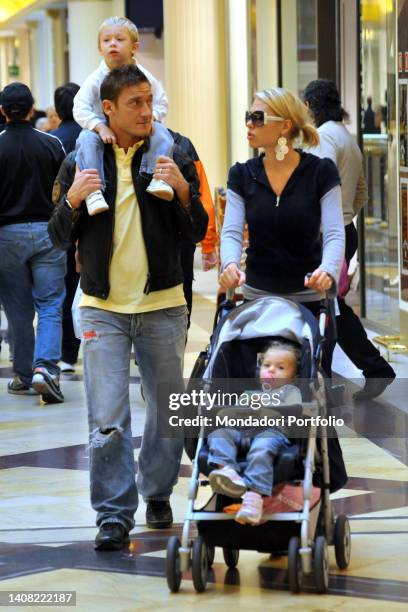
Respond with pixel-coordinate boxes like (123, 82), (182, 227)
(80, 142), (185, 313)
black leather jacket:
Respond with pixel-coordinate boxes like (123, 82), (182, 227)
(48, 143), (208, 299)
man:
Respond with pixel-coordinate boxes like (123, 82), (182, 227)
(51, 82), (82, 374)
(51, 82), (82, 154)
(363, 96), (379, 134)
(48, 65), (208, 550)
(0, 82), (66, 403)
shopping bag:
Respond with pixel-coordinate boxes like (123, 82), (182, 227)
(71, 282), (82, 340)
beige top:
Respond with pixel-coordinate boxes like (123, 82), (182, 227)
(308, 120), (368, 225)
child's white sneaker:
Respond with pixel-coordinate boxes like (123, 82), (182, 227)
(146, 178), (174, 201)
(209, 466), (246, 498)
(85, 190), (109, 216)
(235, 491), (263, 525)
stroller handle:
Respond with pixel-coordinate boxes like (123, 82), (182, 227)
(226, 287), (235, 301)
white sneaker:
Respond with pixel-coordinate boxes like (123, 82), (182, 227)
(209, 466), (246, 498)
(235, 491), (263, 525)
(59, 361), (75, 373)
(146, 178), (174, 201)
(32, 367), (64, 404)
(85, 190), (109, 216)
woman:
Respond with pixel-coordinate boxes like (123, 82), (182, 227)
(303, 79), (395, 399)
(219, 87), (345, 373)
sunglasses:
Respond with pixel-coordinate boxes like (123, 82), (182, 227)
(245, 110), (284, 127)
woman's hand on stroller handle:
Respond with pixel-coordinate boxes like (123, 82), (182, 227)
(219, 263), (246, 290)
(304, 268), (333, 293)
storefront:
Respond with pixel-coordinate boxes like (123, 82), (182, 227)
(360, 0), (400, 332)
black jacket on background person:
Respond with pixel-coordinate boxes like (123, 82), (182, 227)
(48, 142), (208, 299)
(0, 121), (65, 226)
(51, 120), (82, 155)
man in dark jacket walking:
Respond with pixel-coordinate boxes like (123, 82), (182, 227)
(51, 82), (82, 373)
(0, 82), (66, 403)
(48, 65), (208, 550)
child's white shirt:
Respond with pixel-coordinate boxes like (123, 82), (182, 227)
(73, 59), (168, 130)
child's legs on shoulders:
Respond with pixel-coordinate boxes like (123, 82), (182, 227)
(76, 129), (106, 190)
(140, 121), (174, 174)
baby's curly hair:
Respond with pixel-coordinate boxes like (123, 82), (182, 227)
(260, 339), (301, 369)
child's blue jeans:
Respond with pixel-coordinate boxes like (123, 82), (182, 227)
(75, 121), (174, 190)
(208, 428), (290, 496)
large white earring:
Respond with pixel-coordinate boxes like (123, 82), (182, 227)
(275, 136), (289, 161)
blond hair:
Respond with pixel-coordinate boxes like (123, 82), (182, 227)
(98, 16), (139, 49)
(255, 87), (319, 147)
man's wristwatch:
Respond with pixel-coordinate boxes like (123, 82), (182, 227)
(64, 198), (74, 211)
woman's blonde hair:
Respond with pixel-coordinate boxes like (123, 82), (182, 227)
(255, 87), (319, 147)
(98, 16), (139, 49)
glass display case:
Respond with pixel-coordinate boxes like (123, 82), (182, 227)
(360, 0), (399, 329)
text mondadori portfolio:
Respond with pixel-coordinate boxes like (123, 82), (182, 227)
(168, 415), (345, 427)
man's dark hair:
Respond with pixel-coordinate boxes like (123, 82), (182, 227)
(4, 107), (27, 121)
(303, 79), (348, 127)
(1, 82), (34, 121)
(54, 82), (80, 122)
(100, 64), (150, 104)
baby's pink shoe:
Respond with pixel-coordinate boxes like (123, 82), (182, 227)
(235, 491), (263, 525)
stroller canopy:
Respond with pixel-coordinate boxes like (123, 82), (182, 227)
(203, 297), (320, 380)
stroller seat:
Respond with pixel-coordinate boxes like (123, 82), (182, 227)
(186, 333), (311, 487)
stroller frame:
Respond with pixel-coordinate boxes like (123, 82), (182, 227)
(166, 299), (351, 594)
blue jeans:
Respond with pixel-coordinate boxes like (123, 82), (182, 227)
(80, 305), (187, 530)
(76, 122), (174, 190)
(0, 223), (66, 385)
(208, 428), (290, 496)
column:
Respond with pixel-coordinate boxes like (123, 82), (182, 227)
(67, 0), (112, 85)
(163, 0), (228, 194)
(226, 0), (251, 165)
(27, 14), (55, 110)
(0, 34), (19, 89)
(15, 25), (31, 88)
(49, 9), (68, 88)
(112, 0), (126, 15)
(255, 0), (279, 91)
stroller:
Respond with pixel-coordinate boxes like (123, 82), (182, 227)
(166, 296), (350, 594)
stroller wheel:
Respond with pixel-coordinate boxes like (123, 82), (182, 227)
(223, 547), (239, 569)
(166, 536), (182, 593)
(192, 536), (208, 593)
(314, 536), (329, 593)
(287, 537), (303, 593)
(334, 515), (351, 569)
(207, 545), (215, 568)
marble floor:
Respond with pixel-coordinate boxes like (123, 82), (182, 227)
(0, 263), (408, 611)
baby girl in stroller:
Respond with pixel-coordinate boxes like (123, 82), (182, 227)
(208, 339), (302, 525)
